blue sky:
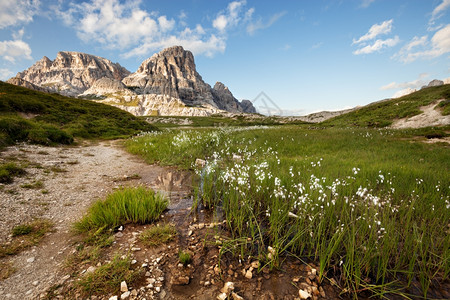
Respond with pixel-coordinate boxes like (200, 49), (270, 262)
(1, 0), (449, 115)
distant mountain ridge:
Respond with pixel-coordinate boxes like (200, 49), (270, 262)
(8, 46), (255, 116)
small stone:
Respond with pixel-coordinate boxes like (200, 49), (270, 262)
(217, 293), (227, 300)
(145, 271), (151, 277)
(319, 287), (326, 298)
(86, 266), (96, 273)
(198, 223), (205, 229)
(120, 291), (130, 299)
(109, 296), (118, 300)
(27, 257), (35, 263)
(306, 278), (312, 285)
(204, 281), (211, 286)
(142, 263), (148, 268)
(227, 269), (234, 276)
(299, 289), (311, 299)
(245, 269), (253, 279)
(118, 226), (123, 231)
(120, 281), (128, 293)
(155, 286), (161, 293)
(220, 282), (235, 294)
(188, 230), (193, 236)
(250, 261), (260, 269)
(131, 247), (141, 251)
(32, 280), (39, 286)
(130, 289), (138, 297)
(131, 260), (137, 265)
(311, 268), (317, 276)
(178, 263), (184, 268)
(231, 292), (244, 300)
(115, 232), (123, 238)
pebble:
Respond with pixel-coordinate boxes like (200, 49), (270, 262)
(216, 293), (227, 300)
(27, 257), (35, 263)
(109, 296), (118, 300)
(120, 281), (128, 293)
(120, 291), (130, 299)
(245, 269), (253, 279)
(220, 282), (235, 294)
(231, 292), (244, 300)
(299, 289), (311, 299)
(32, 281), (39, 286)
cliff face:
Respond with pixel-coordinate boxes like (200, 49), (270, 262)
(10, 46), (256, 116)
(14, 51), (130, 97)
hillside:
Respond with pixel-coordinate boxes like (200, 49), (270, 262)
(322, 84), (450, 127)
(0, 81), (156, 149)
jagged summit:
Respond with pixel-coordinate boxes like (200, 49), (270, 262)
(9, 46), (256, 116)
(14, 51), (130, 97)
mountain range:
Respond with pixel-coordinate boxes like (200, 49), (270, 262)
(7, 46), (256, 117)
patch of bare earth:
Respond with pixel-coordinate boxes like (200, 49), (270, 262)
(391, 99), (450, 129)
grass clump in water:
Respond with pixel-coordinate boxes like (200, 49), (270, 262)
(139, 224), (177, 247)
(74, 186), (169, 233)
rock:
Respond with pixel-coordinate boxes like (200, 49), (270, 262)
(120, 291), (130, 299)
(250, 261), (260, 269)
(172, 276), (190, 285)
(245, 269), (253, 279)
(109, 296), (118, 300)
(231, 292), (244, 300)
(120, 281), (128, 293)
(319, 286), (326, 298)
(86, 266), (96, 273)
(220, 282), (235, 294)
(217, 293), (228, 300)
(9, 46), (256, 117)
(427, 79), (444, 88)
(32, 280), (39, 286)
(11, 52), (130, 97)
(27, 257), (35, 263)
(299, 289), (311, 299)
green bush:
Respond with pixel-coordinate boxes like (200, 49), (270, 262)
(0, 162), (26, 183)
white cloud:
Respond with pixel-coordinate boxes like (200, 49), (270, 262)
(360, 0), (376, 8)
(0, 0), (40, 29)
(0, 68), (14, 80)
(353, 36), (399, 55)
(394, 24), (450, 62)
(430, 0), (450, 23)
(381, 73), (430, 98)
(0, 39), (32, 63)
(213, 0), (249, 32)
(246, 11), (286, 35)
(353, 19), (393, 44)
(56, 0), (277, 59)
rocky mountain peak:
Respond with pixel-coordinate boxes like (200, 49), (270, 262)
(9, 46), (256, 116)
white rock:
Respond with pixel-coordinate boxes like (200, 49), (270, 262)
(120, 291), (130, 299)
(120, 281), (128, 293)
(245, 269), (253, 279)
(220, 281), (235, 294)
(299, 289), (311, 299)
(86, 266), (96, 273)
(217, 293), (228, 300)
(27, 257), (35, 263)
(108, 296), (118, 300)
(232, 292), (244, 300)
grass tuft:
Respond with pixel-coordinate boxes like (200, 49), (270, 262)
(139, 224), (177, 247)
(178, 250), (192, 266)
(74, 186), (168, 233)
(0, 162), (26, 183)
(0, 219), (54, 258)
(76, 255), (141, 296)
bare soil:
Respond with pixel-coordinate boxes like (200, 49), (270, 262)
(391, 100), (450, 129)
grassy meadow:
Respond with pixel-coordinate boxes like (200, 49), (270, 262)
(126, 126), (449, 298)
(0, 81), (156, 149)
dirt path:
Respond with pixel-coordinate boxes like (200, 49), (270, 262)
(391, 100), (450, 129)
(0, 141), (191, 299)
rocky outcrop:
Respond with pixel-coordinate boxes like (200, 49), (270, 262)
(427, 79), (444, 88)
(212, 82), (244, 113)
(13, 51), (130, 97)
(9, 46), (256, 116)
(6, 77), (50, 93)
(122, 46), (218, 109)
(240, 99), (257, 114)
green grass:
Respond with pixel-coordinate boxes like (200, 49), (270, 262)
(20, 180), (44, 189)
(76, 255), (141, 296)
(323, 84), (450, 127)
(178, 250), (192, 266)
(0, 219), (54, 258)
(139, 224), (177, 247)
(74, 186), (169, 233)
(0, 81), (156, 149)
(144, 115), (307, 128)
(126, 126), (449, 298)
(0, 162), (26, 183)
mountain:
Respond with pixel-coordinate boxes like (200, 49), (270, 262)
(8, 46), (255, 116)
